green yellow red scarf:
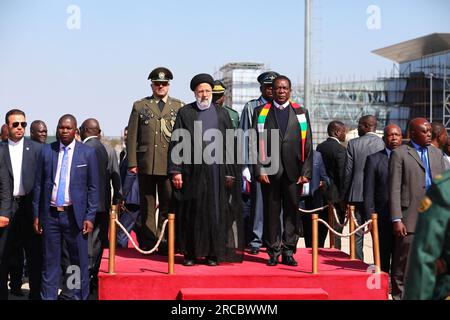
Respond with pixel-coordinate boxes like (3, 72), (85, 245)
(257, 101), (308, 162)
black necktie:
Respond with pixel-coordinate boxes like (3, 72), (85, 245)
(158, 100), (165, 112)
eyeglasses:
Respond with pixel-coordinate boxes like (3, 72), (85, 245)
(153, 82), (169, 87)
(12, 122), (27, 128)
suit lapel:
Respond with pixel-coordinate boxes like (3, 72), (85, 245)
(3, 142), (13, 178)
(427, 145), (439, 176)
(70, 141), (80, 182)
(161, 96), (174, 118)
(380, 149), (389, 171)
(265, 103), (279, 142)
(52, 142), (60, 182)
(407, 143), (425, 169)
(144, 96), (160, 117)
(284, 105), (299, 141)
(21, 139), (31, 178)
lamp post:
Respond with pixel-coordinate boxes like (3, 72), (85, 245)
(304, 0), (311, 109)
(430, 72), (434, 122)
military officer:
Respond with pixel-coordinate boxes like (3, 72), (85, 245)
(212, 80), (239, 129)
(403, 170), (450, 300)
(239, 71), (279, 254)
(126, 67), (184, 253)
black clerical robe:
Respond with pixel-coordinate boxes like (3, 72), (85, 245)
(168, 103), (244, 262)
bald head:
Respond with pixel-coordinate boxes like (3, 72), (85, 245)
(409, 118), (432, 147)
(1, 124), (8, 141)
(430, 121), (448, 149)
(383, 124), (402, 150)
(357, 115), (377, 136)
(80, 118), (101, 140)
(327, 120), (347, 142)
(30, 120), (48, 143)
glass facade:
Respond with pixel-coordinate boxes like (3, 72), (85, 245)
(400, 51), (450, 77)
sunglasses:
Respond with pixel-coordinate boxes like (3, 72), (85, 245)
(153, 82), (169, 87)
(12, 122), (27, 128)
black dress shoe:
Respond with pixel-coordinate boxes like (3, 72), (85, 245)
(281, 255), (298, 266)
(10, 288), (25, 297)
(205, 257), (218, 266)
(249, 247), (260, 255)
(267, 257), (278, 266)
(182, 259), (195, 266)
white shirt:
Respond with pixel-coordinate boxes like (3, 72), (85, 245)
(444, 153), (450, 170)
(82, 136), (98, 144)
(51, 139), (76, 206)
(273, 100), (290, 110)
(328, 136), (341, 144)
(8, 138), (25, 196)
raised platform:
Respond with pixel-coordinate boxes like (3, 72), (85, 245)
(98, 248), (389, 300)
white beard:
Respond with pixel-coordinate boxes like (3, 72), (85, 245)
(196, 97), (212, 110)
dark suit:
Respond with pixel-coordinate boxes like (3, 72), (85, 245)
(117, 149), (142, 248)
(300, 151), (330, 248)
(344, 133), (385, 260)
(252, 102), (312, 259)
(363, 149), (394, 273)
(316, 137), (347, 249)
(389, 142), (445, 299)
(33, 141), (99, 300)
(83, 137), (108, 292)
(0, 138), (42, 300)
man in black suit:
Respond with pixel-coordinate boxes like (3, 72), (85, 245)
(363, 124), (402, 274)
(79, 118), (109, 294)
(0, 109), (43, 300)
(252, 75), (313, 266)
(299, 150), (330, 248)
(117, 126), (142, 248)
(343, 115), (385, 260)
(316, 121), (347, 249)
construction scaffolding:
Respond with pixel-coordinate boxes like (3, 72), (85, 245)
(291, 77), (409, 145)
(215, 62), (265, 115)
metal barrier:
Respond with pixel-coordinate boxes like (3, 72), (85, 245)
(108, 205), (176, 275)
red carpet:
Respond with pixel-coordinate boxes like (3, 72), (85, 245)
(98, 248), (389, 300)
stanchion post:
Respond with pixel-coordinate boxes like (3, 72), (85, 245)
(371, 213), (381, 273)
(328, 203), (335, 249)
(349, 205), (356, 260)
(312, 213), (319, 274)
(168, 213), (175, 275)
(108, 204), (117, 274)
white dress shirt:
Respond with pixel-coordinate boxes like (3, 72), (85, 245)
(328, 136), (341, 144)
(51, 139), (76, 206)
(8, 138), (25, 196)
(273, 100), (290, 110)
(444, 153), (450, 170)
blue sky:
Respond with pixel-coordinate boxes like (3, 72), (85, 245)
(1, 0), (449, 136)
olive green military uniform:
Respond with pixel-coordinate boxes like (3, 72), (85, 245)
(223, 104), (239, 129)
(403, 170), (450, 300)
(211, 80), (239, 129)
(127, 95), (184, 249)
